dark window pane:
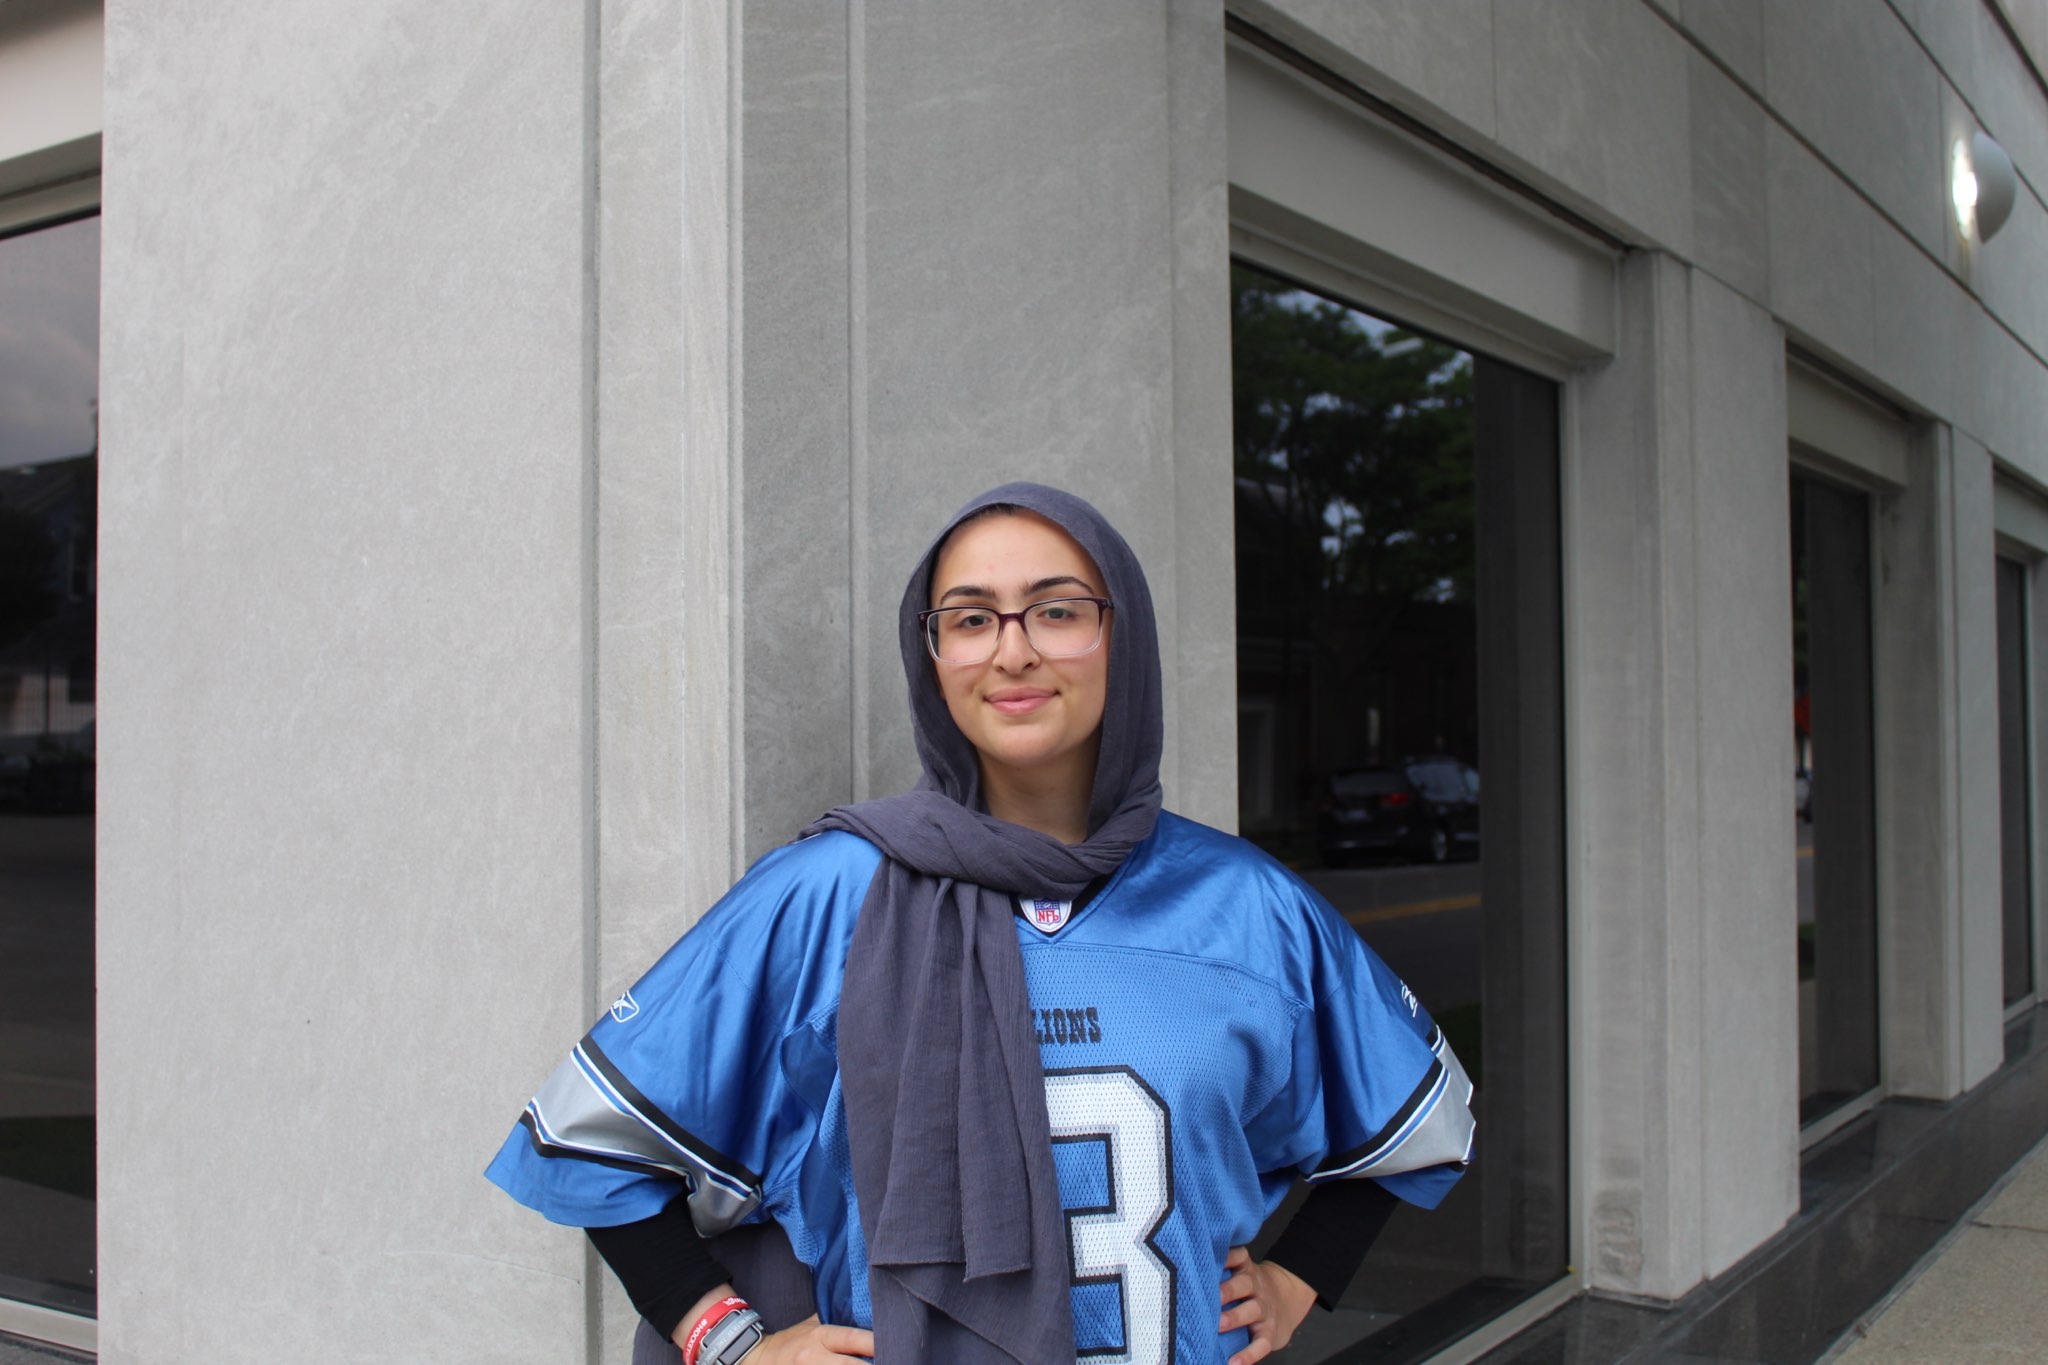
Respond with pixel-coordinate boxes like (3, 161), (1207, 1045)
(1791, 472), (1879, 1125)
(1998, 557), (2034, 1006)
(1231, 261), (1567, 1353)
(0, 213), (99, 1318)
(1332, 771), (1404, 800)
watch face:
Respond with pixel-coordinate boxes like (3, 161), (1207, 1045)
(705, 1316), (763, 1365)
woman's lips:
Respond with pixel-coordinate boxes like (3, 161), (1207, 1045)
(987, 688), (1055, 716)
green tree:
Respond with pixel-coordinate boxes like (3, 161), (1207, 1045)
(1231, 263), (1475, 682)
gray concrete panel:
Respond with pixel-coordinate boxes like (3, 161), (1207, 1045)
(1687, 274), (1800, 1275)
(98, 2), (598, 1361)
(1970, 306), (2048, 487)
(1566, 254), (1801, 1298)
(1765, 120), (1878, 375)
(1226, 48), (1620, 363)
(1951, 436), (2007, 1090)
(596, 0), (695, 984)
(1876, 425), (1967, 1100)
(1492, 0), (1694, 252)
(1232, 0), (1498, 141)
(677, 0), (743, 905)
(1680, 0), (1765, 92)
(1901, 0), (2048, 201)
(594, 0), (698, 1353)
(1160, 0), (1237, 832)
(739, 0), (856, 859)
(852, 0), (1215, 817)
(1868, 212), (1973, 423)
(1567, 252), (1706, 1300)
(1975, 178), (2048, 373)
(1762, 0), (1944, 259)
(1687, 48), (1770, 303)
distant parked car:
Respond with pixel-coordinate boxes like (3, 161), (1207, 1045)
(1317, 756), (1480, 866)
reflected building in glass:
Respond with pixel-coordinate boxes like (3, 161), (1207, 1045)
(0, 212), (99, 1320)
(1231, 263), (1568, 1354)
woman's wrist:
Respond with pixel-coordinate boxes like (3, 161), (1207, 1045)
(669, 1284), (740, 1351)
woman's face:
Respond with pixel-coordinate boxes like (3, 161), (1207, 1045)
(928, 510), (1111, 797)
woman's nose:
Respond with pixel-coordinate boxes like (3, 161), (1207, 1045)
(991, 616), (1040, 669)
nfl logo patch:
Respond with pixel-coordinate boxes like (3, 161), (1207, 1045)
(1029, 897), (1071, 934)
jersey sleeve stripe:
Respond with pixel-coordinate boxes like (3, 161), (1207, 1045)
(575, 1035), (764, 1190)
(518, 1041), (764, 1234)
(1308, 1028), (1477, 1182)
(517, 1109), (701, 1182)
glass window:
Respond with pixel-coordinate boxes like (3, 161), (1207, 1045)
(1998, 556), (2034, 1008)
(1232, 262), (1568, 1354)
(1790, 471), (1879, 1126)
(0, 212), (99, 1319)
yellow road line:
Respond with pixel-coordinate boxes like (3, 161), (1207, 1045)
(1344, 893), (1481, 926)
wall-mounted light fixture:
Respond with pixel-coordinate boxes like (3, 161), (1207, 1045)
(1952, 130), (2016, 243)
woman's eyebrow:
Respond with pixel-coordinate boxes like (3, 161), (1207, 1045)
(937, 574), (1095, 604)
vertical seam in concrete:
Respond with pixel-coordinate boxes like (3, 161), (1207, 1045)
(1162, 0), (1184, 809)
(1487, 0), (1500, 140)
(1682, 266), (1712, 1278)
(848, 0), (870, 803)
(580, 0), (604, 1358)
(727, 0), (747, 870)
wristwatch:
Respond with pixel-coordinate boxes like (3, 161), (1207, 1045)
(694, 1304), (764, 1365)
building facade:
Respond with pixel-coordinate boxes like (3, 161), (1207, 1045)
(4, 0), (2048, 1361)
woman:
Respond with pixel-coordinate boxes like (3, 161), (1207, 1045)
(488, 483), (1474, 1365)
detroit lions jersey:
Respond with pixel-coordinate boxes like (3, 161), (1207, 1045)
(487, 813), (1473, 1365)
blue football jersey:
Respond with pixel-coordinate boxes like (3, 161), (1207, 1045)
(487, 813), (1473, 1364)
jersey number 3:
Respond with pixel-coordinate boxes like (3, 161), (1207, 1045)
(1044, 1066), (1176, 1365)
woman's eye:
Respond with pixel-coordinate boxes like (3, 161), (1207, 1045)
(1035, 605), (1075, 622)
(954, 611), (995, 631)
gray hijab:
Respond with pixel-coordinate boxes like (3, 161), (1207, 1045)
(802, 482), (1163, 1363)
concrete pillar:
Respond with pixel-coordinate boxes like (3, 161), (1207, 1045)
(98, 2), (599, 1361)
(1953, 436), (2006, 1086)
(98, 2), (1237, 1361)
(1877, 428), (2005, 1098)
(728, 0), (1236, 854)
(1568, 253), (1799, 1299)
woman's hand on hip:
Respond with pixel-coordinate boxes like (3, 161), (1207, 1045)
(1219, 1244), (1318, 1365)
(747, 1315), (875, 1363)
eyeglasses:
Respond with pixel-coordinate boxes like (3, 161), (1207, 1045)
(917, 596), (1113, 665)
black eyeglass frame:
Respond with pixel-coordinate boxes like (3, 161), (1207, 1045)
(916, 596), (1115, 664)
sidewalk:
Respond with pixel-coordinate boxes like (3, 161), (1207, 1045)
(1823, 1130), (2048, 1362)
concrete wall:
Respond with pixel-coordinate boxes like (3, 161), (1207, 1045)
(1229, 0), (2047, 1300)
(1566, 256), (1799, 1296)
(93, 0), (1235, 1360)
(1244, 0), (2048, 479)
(97, 2), (600, 1360)
(729, 0), (1237, 860)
